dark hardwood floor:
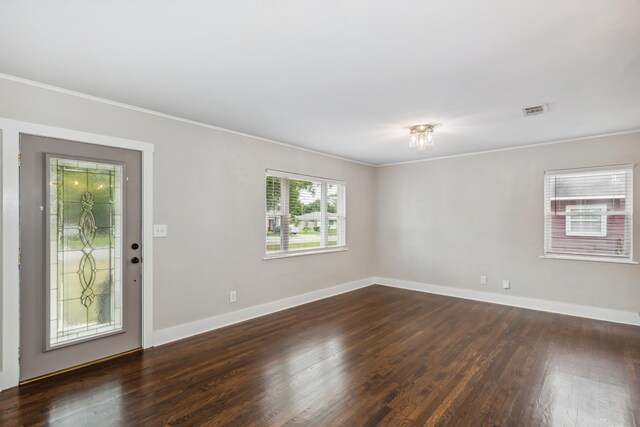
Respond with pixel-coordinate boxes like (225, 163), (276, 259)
(1, 285), (639, 426)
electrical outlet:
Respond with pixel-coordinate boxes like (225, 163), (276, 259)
(480, 275), (487, 285)
(502, 280), (510, 289)
(153, 224), (167, 238)
(229, 290), (237, 303)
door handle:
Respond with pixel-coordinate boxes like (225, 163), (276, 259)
(131, 257), (141, 264)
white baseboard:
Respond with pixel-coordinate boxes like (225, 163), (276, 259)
(154, 275), (639, 349)
(375, 277), (640, 326)
(153, 277), (375, 346)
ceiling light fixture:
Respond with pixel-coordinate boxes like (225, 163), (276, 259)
(409, 124), (435, 150)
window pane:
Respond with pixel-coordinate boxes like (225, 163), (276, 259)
(265, 171), (346, 255)
(266, 176), (282, 254)
(569, 220), (602, 234)
(266, 176), (282, 214)
(327, 183), (346, 247)
(290, 179), (322, 252)
(544, 166), (633, 259)
(49, 157), (123, 348)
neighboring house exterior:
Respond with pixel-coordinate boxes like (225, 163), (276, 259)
(266, 212), (337, 233)
(550, 198), (626, 255)
(293, 212), (338, 230)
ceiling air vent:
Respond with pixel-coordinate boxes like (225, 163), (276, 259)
(522, 104), (547, 117)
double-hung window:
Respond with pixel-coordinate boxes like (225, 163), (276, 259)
(544, 165), (634, 262)
(565, 204), (607, 237)
(265, 170), (346, 257)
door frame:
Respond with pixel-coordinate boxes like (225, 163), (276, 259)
(1, 118), (155, 390)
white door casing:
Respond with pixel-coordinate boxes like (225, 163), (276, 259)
(1, 118), (154, 390)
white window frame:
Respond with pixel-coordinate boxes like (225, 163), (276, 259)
(541, 164), (637, 264)
(565, 204), (607, 237)
(264, 169), (347, 259)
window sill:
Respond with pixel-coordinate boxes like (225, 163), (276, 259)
(263, 247), (348, 260)
(539, 254), (639, 265)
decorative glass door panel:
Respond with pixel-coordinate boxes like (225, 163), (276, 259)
(47, 157), (123, 349)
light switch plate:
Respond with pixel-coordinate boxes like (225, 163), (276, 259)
(153, 224), (167, 238)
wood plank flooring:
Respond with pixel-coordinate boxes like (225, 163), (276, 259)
(1, 285), (639, 426)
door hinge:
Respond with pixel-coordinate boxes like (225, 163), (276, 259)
(18, 249), (21, 269)
(18, 152), (21, 167)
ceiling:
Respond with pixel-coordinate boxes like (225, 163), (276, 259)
(1, 1), (639, 165)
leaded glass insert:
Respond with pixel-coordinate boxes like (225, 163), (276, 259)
(48, 158), (123, 348)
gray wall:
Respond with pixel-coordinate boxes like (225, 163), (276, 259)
(0, 78), (377, 331)
(1, 75), (638, 337)
(376, 132), (640, 312)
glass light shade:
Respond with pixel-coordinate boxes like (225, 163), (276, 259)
(409, 125), (435, 150)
